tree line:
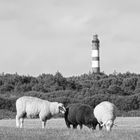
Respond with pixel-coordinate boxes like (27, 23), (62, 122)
(0, 71), (140, 117)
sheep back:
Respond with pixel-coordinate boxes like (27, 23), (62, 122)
(94, 101), (116, 124)
(16, 96), (51, 119)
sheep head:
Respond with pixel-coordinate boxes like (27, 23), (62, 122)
(57, 103), (66, 114)
(101, 120), (113, 131)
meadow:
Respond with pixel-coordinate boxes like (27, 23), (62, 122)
(0, 117), (139, 140)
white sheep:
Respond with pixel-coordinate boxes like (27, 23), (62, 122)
(94, 101), (117, 131)
(16, 96), (66, 128)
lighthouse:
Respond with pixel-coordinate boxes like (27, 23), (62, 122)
(91, 34), (100, 73)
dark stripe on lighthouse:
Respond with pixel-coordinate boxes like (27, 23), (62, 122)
(92, 57), (100, 61)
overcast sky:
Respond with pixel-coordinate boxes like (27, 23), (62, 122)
(0, 0), (140, 77)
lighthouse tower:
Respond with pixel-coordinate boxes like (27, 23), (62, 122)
(92, 34), (100, 73)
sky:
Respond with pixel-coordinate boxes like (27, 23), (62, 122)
(0, 0), (140, 77)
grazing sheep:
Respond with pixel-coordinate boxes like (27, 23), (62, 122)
(16, 96), (66, 128)
(94, 101), (116, 131)
(64, 103), (98, 130)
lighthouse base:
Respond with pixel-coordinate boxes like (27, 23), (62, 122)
(92, 67), (100, 73)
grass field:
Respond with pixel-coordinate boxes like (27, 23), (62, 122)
(0, 117), (140, 140)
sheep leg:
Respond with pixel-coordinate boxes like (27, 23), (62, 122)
(73, 124), (77, 129)
(20, 118), (24, 128)
(16, 115), (20, 128)
(42, 121), (47, 129)
(65, 121), (71, 128)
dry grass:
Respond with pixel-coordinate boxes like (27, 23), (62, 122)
(0, 117), (139, 140)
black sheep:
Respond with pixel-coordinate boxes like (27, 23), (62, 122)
(64, 103), (98, 130)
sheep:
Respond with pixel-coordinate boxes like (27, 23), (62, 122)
(16, 96), (66, 128)
(94, 101), (117, 131)
(64, 103), (98, 130)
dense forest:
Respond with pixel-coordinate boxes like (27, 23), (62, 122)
(0, 71), (140, 118)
